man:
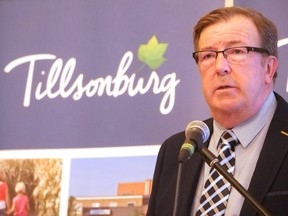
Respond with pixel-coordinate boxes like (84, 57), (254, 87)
(147, 6), (288, 216)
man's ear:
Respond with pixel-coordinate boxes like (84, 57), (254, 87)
(264, 56), (278, 83)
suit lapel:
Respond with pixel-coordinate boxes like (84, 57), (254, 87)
(178, 151), (205, 216)
(240, 94), (288, 216)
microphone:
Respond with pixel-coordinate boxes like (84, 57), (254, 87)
(178, 120), (210, 162)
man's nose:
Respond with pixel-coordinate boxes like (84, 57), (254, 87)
(215, 53), (231, 75)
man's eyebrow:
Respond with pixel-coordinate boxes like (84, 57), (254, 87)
(226, 40), (244, 46)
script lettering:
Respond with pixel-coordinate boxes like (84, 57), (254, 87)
(4, 52), (180, 114)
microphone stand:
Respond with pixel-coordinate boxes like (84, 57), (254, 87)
(173, 142), (196, 216)
(199, 147), (272, 216)
(172, 161), (183, 216)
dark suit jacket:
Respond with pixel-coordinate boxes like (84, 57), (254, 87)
(147, 93), (288, 216)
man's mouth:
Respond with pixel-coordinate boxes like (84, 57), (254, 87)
(218, 86), (232, 90)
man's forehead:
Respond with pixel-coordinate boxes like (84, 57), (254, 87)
(198, 17), (260, 49)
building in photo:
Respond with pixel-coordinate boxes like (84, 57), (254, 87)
(72, 179), (152, 216)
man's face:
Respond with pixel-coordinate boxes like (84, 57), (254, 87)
(197, 15), (276, 124)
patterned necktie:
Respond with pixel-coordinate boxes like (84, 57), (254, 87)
(195, 130), (240, 216)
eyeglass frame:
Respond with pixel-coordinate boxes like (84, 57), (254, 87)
(192, 46), (270, 66)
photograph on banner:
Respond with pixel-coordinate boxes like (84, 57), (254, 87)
(0, 159), (62, 216)
(68, 156), (157, 216)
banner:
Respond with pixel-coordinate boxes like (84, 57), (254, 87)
(0, 1), (287, 215)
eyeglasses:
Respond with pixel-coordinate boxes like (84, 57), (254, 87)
(192, 46), (270, 67)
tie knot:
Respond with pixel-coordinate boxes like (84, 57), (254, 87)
(219, 130), (240, 150)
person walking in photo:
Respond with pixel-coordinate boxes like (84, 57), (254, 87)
(8, 182), (29, 216)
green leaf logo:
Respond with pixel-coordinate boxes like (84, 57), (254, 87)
(138, 35), (168, 70)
